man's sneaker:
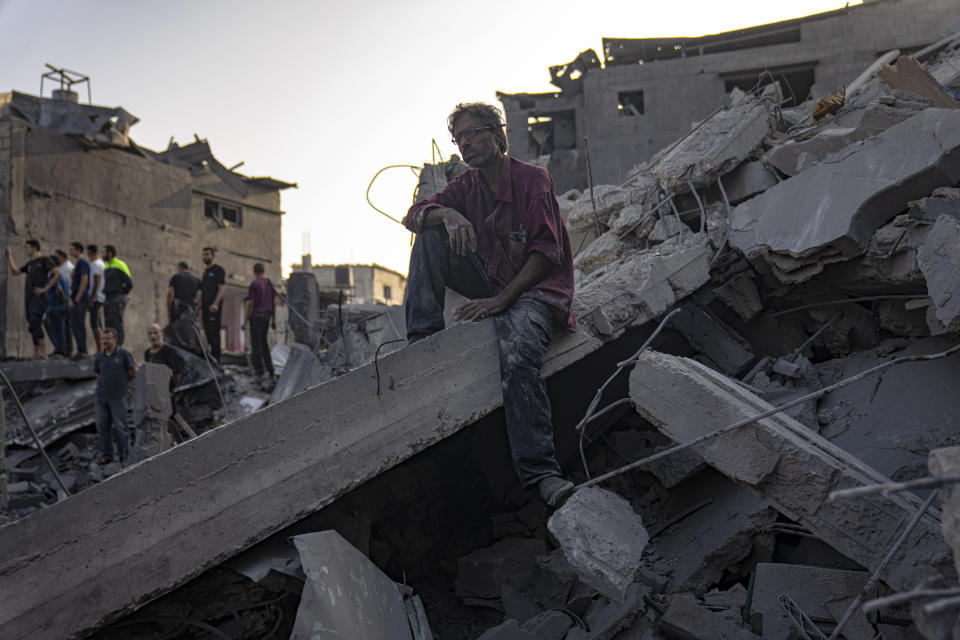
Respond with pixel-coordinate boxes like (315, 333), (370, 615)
(538, 476), (574, 508)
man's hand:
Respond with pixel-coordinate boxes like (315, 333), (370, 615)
(439, 208), (477, 256)
(32, 286), (44, 297)
(209, 303), (218, 313)
(454, 295), (511, 322)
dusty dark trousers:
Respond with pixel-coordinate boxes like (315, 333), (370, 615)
(70, 302), (88, 355)
(405, 224), (561, 488)
(45, 308), (67, 355)
(249, 316), (274, 376)
(203, 310), (222, 361)
(104, 294), (127, 345)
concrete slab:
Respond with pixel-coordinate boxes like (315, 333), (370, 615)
(671, 301), (754, 376)
(574, 243), (711, 337)
(732, 108), (960, 284)
(547, 487), (648, 603)
(129, 362), (173, 463)
(659, 593), (759, 640)
(455, 537), (547, 600)
(918, 214), (960, 331)
(628, 350), (954, 591)
(6, 378), (97, 448)
(290, 530), (412, 640)
(0, 319), (603, 640)
(0, 357), (95, 383)
(929, 446), (960, 578)
(750, 563), (873, 640)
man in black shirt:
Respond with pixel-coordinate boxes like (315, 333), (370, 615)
(167, 262), (200, 323)
(5, 240), (60, 359)
(94, 327), (136, 464)
(144, 323), (184, 390)
(198, 247), (225, 361)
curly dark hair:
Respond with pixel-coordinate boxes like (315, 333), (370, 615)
(447, 102), (508, 154)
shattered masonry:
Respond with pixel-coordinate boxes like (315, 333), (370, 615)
(5, 5), (960, 640)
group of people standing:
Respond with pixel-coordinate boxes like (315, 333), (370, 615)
(5, 240), (131, 359)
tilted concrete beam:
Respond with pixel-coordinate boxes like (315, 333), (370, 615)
(628, 350), (955, 591)
(0, 320), (601, 640)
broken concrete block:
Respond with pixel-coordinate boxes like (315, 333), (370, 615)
(129, 363), (174, 463)
(456, 537), (547, 600)
(721, 161), (779, 205)
(702, 584), (747, 609)
(290, 530), (413, 640)
(929, 446), (960, 578)
(520, 610), (572, 639)
(652, 469), (776, 593)
(547, 487), (648, 603)
(649, 100), (773, 188)
(7, 379), (97, 448)
(573, 244), (711, 337)
(268, 343), (330, 405)
(659, 593), (759, 640)
(629, 350), (954, 591)
(815, 337), (960, 480)
(750, 563), (874, 640)
(500, 583), (542, 624)
(583, 583), (646, 640)
(671, 301), (754, 376)
(477, 619), (538, 640)
(575, 231), (627, 275)
(645, 444), (706, 489)
(918, 214), (960, 331)
(713, 273), (763, 322)
(0, 358), (96, 383)
(732, 108), (960, 284)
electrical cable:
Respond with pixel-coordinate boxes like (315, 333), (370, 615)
(365, 164), (422, 224)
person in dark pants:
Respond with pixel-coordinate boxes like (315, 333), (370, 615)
(198, 247), (225, 362)
(403, 102), (577, 507)
(55, 249), (75, 356)
(167, 261), (200, 323)
(5, 240), (59, 359)
(68, 242), (91, 358)
(103, 245), (133, 346)
(94, 327), (136, 465)
(44, 260), (71, 358)
(241, 262), (276, 381)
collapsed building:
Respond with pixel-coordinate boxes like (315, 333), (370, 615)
(498, 0), (956, 193)
(0, 81), (294, 359)
(5, 12), (960, 640)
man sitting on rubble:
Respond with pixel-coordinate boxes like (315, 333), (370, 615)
(403, 102), (577, 507)
(94, 327), (136, 465)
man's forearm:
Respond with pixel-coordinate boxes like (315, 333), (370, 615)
(499, 253), (554, 304)
(214, 284), (225, 308)
(42, 268), (60, 292)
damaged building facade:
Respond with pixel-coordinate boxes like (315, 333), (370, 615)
(0, 88), (294, 357)
(293, 255), (407, 305)
(7, 8), (960, 640)
(499, 0), (957, 192)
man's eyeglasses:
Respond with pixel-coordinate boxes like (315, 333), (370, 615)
(452, 126), (496, 146)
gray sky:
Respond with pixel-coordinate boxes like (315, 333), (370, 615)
(0, 0), (860, 275)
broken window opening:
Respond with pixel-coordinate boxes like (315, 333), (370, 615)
(383, 285), (392, 302)
(721, 62), (817, 107)
(526, 110), (577, 157)
(204, 198), (243, 228)
(618, 90), (645, 116)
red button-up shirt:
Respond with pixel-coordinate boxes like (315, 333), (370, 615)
(404, 156), (576, 331)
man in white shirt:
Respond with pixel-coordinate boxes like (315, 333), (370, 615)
(87, 244), (106, 353)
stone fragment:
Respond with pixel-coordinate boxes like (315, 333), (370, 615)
(659, 593), (759, 640)
(929, 446), (960, 578)
(713, 273), (763, 321)
(547, 487), (648, 603)
(575, 231), (626, 274)
(732, 108), (960, 284)
(268, 343), (330, 405)
(671, 301), (754, 376)
(629, 350), (953, 591)
(129, 362), (174, 463)
(918, 214), (960, 331)
(649, 100), (773, 188)
(456, 537), (547, 600)
(500, 583), (542, 624)
(477, 619), (537, 640)
(520, 610), (573, 639)
(573, 244), (711, 337)
(702, 584), (747, 609)
(721, 161), (779, 205)
(750, 563), (873, 640)
(816, 337), (960, 480)
(290, 530), (413, 640)
(582, 583), (645, 640)
(652, 470), (775, 593)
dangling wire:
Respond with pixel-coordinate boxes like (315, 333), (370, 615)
(365, 164), (422, 224)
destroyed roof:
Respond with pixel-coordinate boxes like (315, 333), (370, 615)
(0, 90), (139, 148)
(154, 139), (297, 197)
(603, 4), (853, 65)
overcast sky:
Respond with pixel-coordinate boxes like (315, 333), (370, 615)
(0, 0), (861, 275)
